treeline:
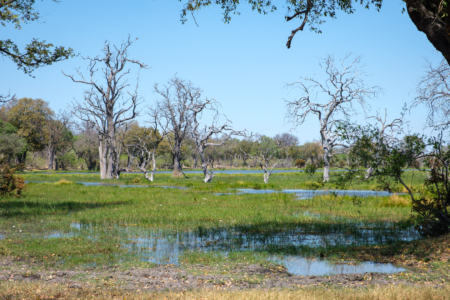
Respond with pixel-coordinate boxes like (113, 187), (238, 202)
(0, 98), (349, 172)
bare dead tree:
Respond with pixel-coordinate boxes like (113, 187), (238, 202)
(154, 77), (201, 178)
(286, 54), (380, 182)
(412, 59), (450, 128)
(127, 109), (170, 182)
(240, 137), (280, 184)
(189, 99), (245, 183)
(63, 36), (147, 179)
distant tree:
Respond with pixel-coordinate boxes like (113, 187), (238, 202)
(238, 139), (253, 166)
(299, 142), (323, 164)
(189, 97), (244, 182)
(154, 76), (200, 178)
(43, 111), (73, 170)
(286, 55), (379, 182)
(64, 37), (147, 179)
(73, 121), (99, 170)
(0, 120), (26, 165)
(241, 135), (280, 183)
(5, 97), (53, 164)
(412, 60), (450, 128)
(126, 109), (170, 182)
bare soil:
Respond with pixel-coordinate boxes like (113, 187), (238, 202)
(0, 258), (433, 292)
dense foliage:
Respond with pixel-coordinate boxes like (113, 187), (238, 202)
(0, 164), (25, 198)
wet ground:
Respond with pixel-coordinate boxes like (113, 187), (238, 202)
(0, 258), (418, 291)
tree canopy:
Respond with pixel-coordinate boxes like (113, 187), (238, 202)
(1, 0), (74, 75)
(179, 0), (450, 64)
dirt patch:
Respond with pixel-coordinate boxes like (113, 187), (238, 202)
(0, 258), (433, 292)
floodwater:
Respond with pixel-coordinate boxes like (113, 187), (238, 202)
(12, 180), (415, 276)
(25, 181), (188, 190)
(1, 220), (413, 276)
(219, 189), (399, 199)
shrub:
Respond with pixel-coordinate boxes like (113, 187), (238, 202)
(0, 164), (26, 198)
(305, 163), (316, 176)
(130, 177), (141, 184)
(295, 159), (306, 168)
(304, 180), (324, 190)
(379, 194), (411, 207)
(58, 152), (77, 170)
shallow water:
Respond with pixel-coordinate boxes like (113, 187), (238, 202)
(1, 219), (414, 276)
(282, 256), (405, 276)
(25, 181), (187, 190)
(217, 188), (400, 200)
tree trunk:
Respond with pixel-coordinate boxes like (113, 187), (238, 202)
(323, 147), (330, 182)
(198, 148), (214, 183)
(47, 147), (55, 170)
(172, 144), (183, 178)
(16, 150), (27, 165)
(365, 167), (375, 179)
(55, 156), (59, 171)
(405, 0), (450, 66)
(263, 171), (270, 184)
(229, 155), (233, 167)
(204, 172), (215, 183)
(193, 154), (198, 169)
(98, 135), (108, 179)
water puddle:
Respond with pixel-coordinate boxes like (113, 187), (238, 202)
(281, 256), (405, 276)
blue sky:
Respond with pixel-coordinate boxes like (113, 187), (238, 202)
(0, 0), (442, 142)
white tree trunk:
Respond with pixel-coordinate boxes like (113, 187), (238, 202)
(365, 167), (374, 179)
(204, 172), (215, 183)
(263, 172), (270, 184)
(99, 136), (108, 180)
(323, 152), (330, 182)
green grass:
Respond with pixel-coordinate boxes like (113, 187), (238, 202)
(20, 170), (428, 193)
(0, 171), (446, 284)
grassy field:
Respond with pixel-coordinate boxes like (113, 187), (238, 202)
(0, 171), (448, 299)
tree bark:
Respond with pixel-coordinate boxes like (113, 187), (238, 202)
(322, 132), (331, 182)
(172, 144), (183, 178)
(406, 0), (450, 66)
(47, 147), (55, 170)
(99, 135), (108, 180)
(263, 171), (270, 184)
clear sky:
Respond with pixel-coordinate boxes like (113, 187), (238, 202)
(0, 0), (443, 142)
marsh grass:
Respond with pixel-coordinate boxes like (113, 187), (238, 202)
(0, 178), (419, 269)
(20, 170), (428, 193)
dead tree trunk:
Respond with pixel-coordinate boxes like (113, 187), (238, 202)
(286, 55), (379, 182)
(64, 36), (147, 180)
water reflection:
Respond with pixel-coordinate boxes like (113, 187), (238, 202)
(281, 256), (405, 276)
(217, 188), (400, 200)
(67, 222), (414, 275)
(25, 181), (187, 190)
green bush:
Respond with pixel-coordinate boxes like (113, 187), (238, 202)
(0, 164), (26, 198)
(305, 163), (316, 176)
(58, 152), (77, 170)
(295, 159), (306, 168)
